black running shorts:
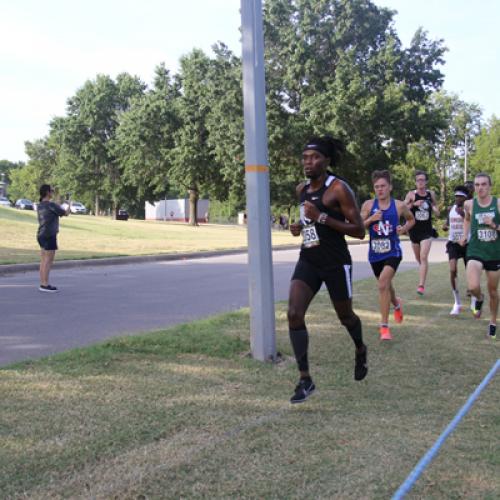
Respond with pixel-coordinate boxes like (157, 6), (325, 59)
(291, 258), (353, 301)
(370, 257), (402, 278)
(37, 234), (58, 251)
(467, 257), (500, 272)
(446, 241), (467, 261)
(409, 231), (433, 244)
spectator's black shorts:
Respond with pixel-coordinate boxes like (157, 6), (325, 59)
(446, 241), (467, 261)
(291, 258), (353, 301)
(370, 257), (402, 278)
(37, 234), (58, 251)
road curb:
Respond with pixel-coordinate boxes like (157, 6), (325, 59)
(0, 240), (370, 276)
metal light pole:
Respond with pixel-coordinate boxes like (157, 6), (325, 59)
(240, 0), (276, 361)
(464, 133), (468, 182)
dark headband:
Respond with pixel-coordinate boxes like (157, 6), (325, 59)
(303, 142), (330, 158)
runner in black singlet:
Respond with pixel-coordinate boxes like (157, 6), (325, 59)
(287, 136), (367, 404)
(404, 170), (440, 295)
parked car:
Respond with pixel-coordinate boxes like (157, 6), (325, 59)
(70, 201), (87, 214)
(0, 196), (12, 207)
(15, 198), (34, 210)
(116, 209), (129, 221)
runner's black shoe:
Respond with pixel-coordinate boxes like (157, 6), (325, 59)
(488, 324), (497, 340)
(354, 345), (368, 381)
(39, 285), (59, 293)
(290, 378), (315, 404)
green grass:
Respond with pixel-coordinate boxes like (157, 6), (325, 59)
(1, 263), (499, 498)
(0, 206), (297, 264)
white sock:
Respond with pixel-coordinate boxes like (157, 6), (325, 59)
(453, 289), (460, 305)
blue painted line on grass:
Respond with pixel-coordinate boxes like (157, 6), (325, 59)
(392, 358), (500, 500)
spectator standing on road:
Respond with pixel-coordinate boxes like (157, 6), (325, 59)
(287, 136), (368, 404)
(404, 171), (440, 296)
(37, 184), (70, 293)
(460, 173), (500, 339)
(360, 170), (415, 340)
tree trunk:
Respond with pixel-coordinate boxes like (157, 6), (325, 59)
(189, 189), (199, 226)
(438, 164), (447, 212)
(95, 194), (100, 216)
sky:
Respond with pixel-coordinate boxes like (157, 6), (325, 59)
(1, 0), (499, 163)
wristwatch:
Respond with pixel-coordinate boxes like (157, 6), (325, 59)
(317, 212), (328, 224)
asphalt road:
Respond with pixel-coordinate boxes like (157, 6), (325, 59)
(0, 240), (448, 366)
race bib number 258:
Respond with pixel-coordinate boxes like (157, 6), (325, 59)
(301, 224), (320, 248)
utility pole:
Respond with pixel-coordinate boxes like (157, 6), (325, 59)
(240, 0), (276, 361)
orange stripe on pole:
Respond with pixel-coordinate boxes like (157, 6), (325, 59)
(245, 164), (269, 173)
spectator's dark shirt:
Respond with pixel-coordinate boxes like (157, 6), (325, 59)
(37, 201), (66, 238)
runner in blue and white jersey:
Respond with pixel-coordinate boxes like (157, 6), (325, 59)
(361, 170), (415, 340)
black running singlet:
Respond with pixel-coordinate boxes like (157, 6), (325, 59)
(409, 190), (433, 241)
(298, 175), (352, 267)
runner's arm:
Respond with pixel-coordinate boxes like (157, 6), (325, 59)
(459, 200), (472, 246)
(442, 207), (451, 231)
(483, 198), (500, 231)
(320, 182), (365, 239)
(289, 183), (305, 236)
(430, 191), (440, 216)
(404, 191), (414, 209)
(397, 201), (415, 234)
(360, 200), (378, 229)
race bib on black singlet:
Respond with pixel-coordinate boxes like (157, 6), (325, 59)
(301, 224), (320, 248)
(415, 208), (429, 221)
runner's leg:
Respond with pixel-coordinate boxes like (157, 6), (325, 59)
(486, 269), (499, 326)
(411, 242), (421, 265)
(418, 238), (432, 289)
(466, 260), (483, 300)
(288, 279), (316, 378)
(377, 265), (396, 326)
(332, 299), (367, 380)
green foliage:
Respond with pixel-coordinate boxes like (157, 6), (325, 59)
(114, 64), (180, 208)
(12, 0), (486, 215)
(0, 159), (25, 186)
(263, 0), (448, 199)
(469, 116), (500, 190)
(50, 73), (146, 215)
(394, 92), (482, 207)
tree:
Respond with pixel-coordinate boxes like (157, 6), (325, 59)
(0, 159), (25, 184)
(53, 73), (145, 215)
(393, 92), (482, 208)
(263, 0), (447, 199)
(8, 139), (56, 201)
(170, 50), (225, 225)
(469, 116), (500, 190)
(114, 64), (180, 213)
(204, 43), (246, 208)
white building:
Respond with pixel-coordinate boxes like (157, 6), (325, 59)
(145, 198), (209, 222)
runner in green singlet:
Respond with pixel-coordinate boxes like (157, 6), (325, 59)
(460, 173), (500, 339)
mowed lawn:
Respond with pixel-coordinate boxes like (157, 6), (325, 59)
(0, 207), (296, 265)
(1, 263), (498, 499)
